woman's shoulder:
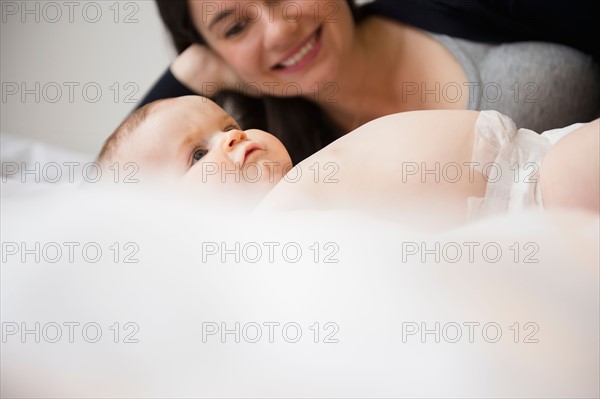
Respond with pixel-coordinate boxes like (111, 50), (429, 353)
(478, 41), (600, 130)
(476, 40), (599, 86)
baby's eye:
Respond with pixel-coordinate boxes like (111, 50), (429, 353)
(192, 148), (208, 165)
(225, 21), (247, 38)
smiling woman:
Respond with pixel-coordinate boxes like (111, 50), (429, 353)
(140, 0), (600, 164)
(187, 0), (355, 95)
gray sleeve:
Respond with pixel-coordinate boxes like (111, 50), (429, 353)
(477, 42), (600, 131)
(432, 33), (600, 131)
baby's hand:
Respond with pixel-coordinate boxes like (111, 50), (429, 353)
(170, 44), (243, 96)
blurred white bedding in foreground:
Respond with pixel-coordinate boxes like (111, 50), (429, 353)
(1, 181), (598, 398)
(1, 133), (93, 196)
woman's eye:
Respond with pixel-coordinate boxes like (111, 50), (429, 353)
(192, 148), (208, 165)
(224, 21), (247, 38)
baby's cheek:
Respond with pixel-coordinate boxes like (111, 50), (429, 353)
(183, 159), (244, 187)
(183, 161), (216, 186)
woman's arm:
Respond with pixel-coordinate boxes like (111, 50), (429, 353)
(138, 44), (241, 108)
(137, 68), (195, 108)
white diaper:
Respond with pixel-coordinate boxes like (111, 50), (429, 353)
(467, 111), (585, 220)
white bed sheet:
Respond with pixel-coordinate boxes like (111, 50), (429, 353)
(1, 133), (93, 196)
(1, 178), (598, 397)
(5, 0), (594, 393)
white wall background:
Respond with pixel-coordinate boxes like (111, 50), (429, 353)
(1, 0), (174, 156)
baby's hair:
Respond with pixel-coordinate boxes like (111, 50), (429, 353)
(97, 98), (171, 164)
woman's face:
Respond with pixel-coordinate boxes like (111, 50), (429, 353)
(189, 0), (355, 97)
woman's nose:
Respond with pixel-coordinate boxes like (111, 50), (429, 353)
(222, 129), (247, 152)
(263, 15), (299, 52)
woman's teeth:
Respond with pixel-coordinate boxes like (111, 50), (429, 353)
(279, 33), (317, 68)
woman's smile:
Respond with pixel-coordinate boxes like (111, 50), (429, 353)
(272, 26), (323, 74)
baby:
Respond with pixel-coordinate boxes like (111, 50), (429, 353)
(99, 96), (292, 205)
(99, 96), (599, 227)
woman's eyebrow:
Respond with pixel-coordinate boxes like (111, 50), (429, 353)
(208, 9), (235, 31)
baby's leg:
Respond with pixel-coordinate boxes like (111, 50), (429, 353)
(539, 119), (599, 212)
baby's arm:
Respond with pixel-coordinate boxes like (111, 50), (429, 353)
(540, 119), (600, 213)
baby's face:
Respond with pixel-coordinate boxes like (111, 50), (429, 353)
(117, 96), (292, 194)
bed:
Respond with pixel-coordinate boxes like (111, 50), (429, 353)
(1, 133), (598, 397)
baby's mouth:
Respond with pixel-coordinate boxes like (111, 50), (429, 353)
(241, 143), (264, 166)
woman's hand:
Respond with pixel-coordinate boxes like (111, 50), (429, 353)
(170, 44), (242, 96)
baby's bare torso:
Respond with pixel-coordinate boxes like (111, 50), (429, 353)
(260, 111), (488, 228)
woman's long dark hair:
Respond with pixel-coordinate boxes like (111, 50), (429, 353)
(155, 0), (364, 164)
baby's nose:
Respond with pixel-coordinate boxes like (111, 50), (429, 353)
(223, 129), (247, 152)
